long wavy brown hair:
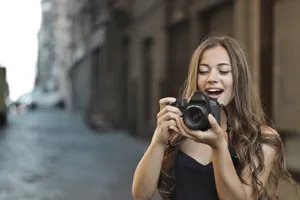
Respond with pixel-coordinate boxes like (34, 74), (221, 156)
(157, 35), (296, 200)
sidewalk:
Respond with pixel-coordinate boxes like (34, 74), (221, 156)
(1, 110), (297, 200)
(0, 110), (162, 200)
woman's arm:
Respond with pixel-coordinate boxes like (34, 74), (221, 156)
(132, 97), (181, 200)
(211, 128), (277, 200)
(132, 139), (166, 200)
(211, 139), (247, 200)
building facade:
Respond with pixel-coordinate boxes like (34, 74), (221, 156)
(38, 0), (300, 140)
(105, 0), (300, 141)
(36, 0), (73, 108)
(103, 0), (269, 139)
(37, 0), (57, 92)
(66, 0), (109, 133)
(37, 0), (108, 113)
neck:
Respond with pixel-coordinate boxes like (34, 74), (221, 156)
(220, 109), (228, 128)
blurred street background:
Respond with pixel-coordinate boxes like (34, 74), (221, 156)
(0, 110), (163, 200)
(0, 0), (300, 200)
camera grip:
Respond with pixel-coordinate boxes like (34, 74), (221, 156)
(211, 105), (221, 125)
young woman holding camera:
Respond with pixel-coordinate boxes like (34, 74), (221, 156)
(132, 35), (295, 200)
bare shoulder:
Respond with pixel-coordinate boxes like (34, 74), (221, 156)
(260, 125), (280, 160)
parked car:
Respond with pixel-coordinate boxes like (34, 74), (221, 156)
(10, 87), (65, 112)
(32, 87), (65, 109)
(10, 92), (38, 112)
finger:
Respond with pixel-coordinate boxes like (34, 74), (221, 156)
(179, 118), (202, 138)
(159, 119), (176, 131)
(175, 118), (195, 140)
(157, 105), (182, 118)
(166, 119), (177, 128)
(159, 112), (180, 124)
(208, 114), (223, 134)
(165, 105), (183, 116)
(169, 125), (180, 134)
(159, 97), (176, 111)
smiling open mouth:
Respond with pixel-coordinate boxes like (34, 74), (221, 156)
(205, 88), (224, 97)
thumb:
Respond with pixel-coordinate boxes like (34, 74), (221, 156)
(208, 114), (222, 134)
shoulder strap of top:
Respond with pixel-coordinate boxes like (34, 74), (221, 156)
(220, 104), (239, 168)
(219, 104), (231, 144)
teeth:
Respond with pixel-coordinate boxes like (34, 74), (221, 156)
(206, 89), (222, 92)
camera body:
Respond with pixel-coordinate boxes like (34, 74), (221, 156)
(170, 91), (220, 131)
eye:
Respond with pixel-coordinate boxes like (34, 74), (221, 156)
(198, 70), (209, 75)
(219, 71), (230, 75)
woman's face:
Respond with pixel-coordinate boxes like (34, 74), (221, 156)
(197, 45), (234, 106)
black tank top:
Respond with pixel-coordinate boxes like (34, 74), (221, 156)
(170, 107), (239, 200)
(170, 106), (262, 200)
(171, 145), (239, 200)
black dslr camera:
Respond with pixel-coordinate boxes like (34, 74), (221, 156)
(170, 91), (221, 131)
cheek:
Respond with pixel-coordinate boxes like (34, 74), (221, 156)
(224, 74), (233, 88)
(227, 81), (234, 92)
(197, 75), (207, 89)
(225, 77), (234, 97)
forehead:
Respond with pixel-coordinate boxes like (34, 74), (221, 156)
(200, 45), (231, 65)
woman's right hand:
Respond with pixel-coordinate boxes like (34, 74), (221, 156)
(152, 97), (183, 146)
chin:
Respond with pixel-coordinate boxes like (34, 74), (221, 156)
(217, 98), (229, 106)
(217, 93), (233, 106)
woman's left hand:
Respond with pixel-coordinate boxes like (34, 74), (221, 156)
(170, 114), (226, 149)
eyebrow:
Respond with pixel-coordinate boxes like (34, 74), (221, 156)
(199, 63), (231, 67)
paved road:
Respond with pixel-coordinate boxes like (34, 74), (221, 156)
(0, 110), (298, 200)
(0, 110), (162, 200)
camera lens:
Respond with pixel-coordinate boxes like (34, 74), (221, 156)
(182, 105), (208, 130)
(190, 110), (202, 123)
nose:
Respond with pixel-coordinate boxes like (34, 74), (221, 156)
(207, 69), (219, 83)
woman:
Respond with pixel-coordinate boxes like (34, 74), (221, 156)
(132, 36), (295, 200)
